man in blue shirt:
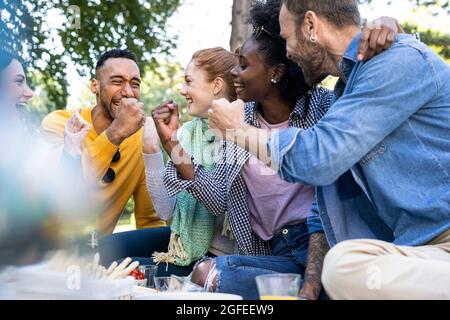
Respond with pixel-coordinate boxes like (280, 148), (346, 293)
(208, 0), (450, 299)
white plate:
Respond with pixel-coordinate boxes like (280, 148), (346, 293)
(133, 286), (158, 294)
(134, 291), (243, 300)
(132, 286), (158, 300)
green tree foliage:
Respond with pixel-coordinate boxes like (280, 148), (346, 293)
(403, 23), (450, 61)
(360, 0), (449, 14)
(0, 0), (181, 110)
(359, 0), (450, 61)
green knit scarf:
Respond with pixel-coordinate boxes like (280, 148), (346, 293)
(153, 118), (217, 266)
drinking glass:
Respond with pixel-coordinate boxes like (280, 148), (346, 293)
(138, 265), (158, 288)
(255, 273), (302, 300)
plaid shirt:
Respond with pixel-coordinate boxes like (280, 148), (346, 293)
(164, 87), (334, 255)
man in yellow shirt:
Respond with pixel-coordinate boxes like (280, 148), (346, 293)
(41, 49), (165, 235)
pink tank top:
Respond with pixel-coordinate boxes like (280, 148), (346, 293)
(241, 113), (315, 241)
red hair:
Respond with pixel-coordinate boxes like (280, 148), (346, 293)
(191, 47), (238, 101)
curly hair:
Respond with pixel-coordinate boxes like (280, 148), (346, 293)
(249, 0), (310, 103)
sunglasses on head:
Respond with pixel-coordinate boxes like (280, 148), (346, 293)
(102, 150), (121, 184)
(253, 25), (286, 45)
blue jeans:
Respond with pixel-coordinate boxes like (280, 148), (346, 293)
(209, 222), (323, 300)
(99, 227), (194, 277)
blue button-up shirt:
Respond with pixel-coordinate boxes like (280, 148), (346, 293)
(269, 33), (450, 247)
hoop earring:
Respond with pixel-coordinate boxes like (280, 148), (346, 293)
(310, 34), (317, 42)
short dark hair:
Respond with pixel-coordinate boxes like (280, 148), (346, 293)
(95, 49), (139, 75)
(249, 0), (310, 103)
(281, 0), (361, 28)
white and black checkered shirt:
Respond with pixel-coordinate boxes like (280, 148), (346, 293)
(164, 87), (334, 255)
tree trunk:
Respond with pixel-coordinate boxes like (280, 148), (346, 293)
(230, 0), (252, 52)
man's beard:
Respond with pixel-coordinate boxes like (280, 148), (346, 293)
(294, 32), (331, 87)
(99, 88), (118, 120)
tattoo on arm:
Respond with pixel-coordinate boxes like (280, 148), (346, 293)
(302, 232), (330, 298)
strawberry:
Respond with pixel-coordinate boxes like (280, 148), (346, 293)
(129, 269), (145, 280)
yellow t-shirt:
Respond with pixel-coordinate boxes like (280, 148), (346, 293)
(41, 107), (165, 235)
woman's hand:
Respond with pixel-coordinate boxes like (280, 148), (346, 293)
(208, 98), (246, 140)
(63, 109), (92, 157)
(152, 101), (195, 179)
(142, 117), (161, 154)
(151, 100), (180, 147)
(358, 16), (403, 61)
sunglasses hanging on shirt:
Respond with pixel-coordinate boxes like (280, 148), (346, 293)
(102, 150), (121, 184)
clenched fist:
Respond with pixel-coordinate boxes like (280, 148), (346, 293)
(151, 101), (179, 146)
(64, 109), (92, 157)
(106, 98), (145, 146)
(208, 98), (246, 139)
